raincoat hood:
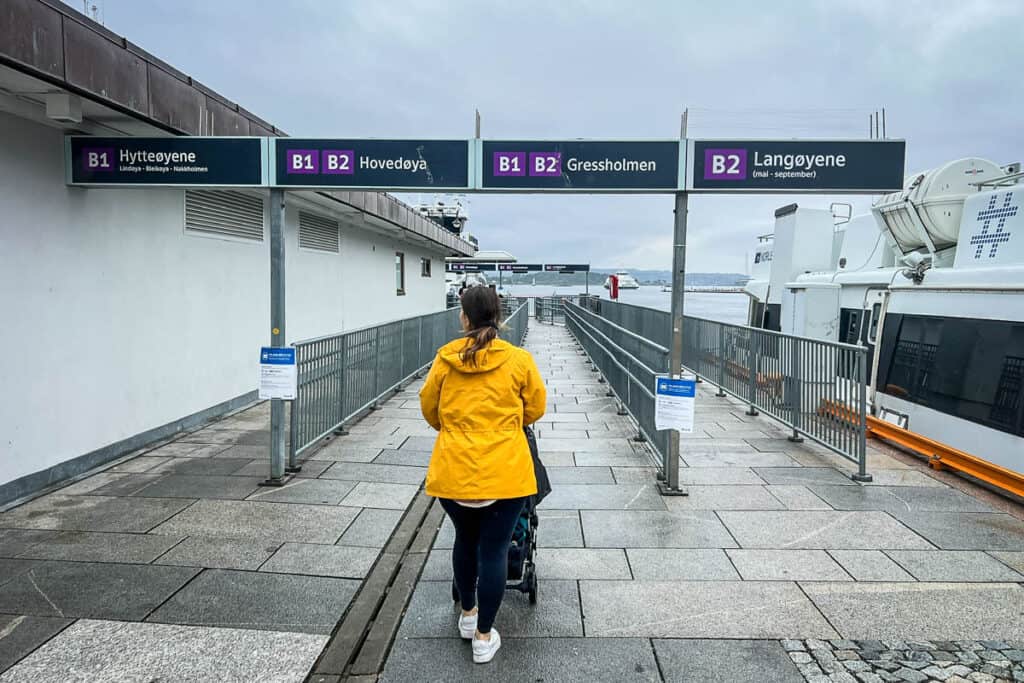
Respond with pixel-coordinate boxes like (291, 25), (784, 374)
(437, 337), (514, 374)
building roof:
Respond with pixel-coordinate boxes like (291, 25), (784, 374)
(0, 0), (474, 255)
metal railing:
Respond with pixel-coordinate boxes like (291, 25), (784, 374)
(570, 298), (871, 482)
(534, 296), (565, 324)
(290, 302), (529, 462)
(563, 301), (670, 470)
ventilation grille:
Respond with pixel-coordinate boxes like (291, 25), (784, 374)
(185, 190), (264, 241)
(299, 211), (340, 253)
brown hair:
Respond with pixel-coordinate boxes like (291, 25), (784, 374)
(460, 286), (502, 367)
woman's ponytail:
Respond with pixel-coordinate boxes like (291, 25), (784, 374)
(459, 287), (502, 367)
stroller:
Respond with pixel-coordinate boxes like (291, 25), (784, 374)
(451, 425), (550, 605)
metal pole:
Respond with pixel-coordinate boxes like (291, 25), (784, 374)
(716, 325), (726, 397)
(789, 339), (804, 443)
(881, 108), (886, 139)
(264, 188), (288, 485)
(852, 348), (873, 482)
(659, 188), (688, 496)
(747, 331), (759, 416)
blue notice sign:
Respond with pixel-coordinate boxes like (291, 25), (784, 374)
(655, 376), (696, 432)
(259, 347), (297, 399)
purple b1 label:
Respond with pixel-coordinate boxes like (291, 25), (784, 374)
(322, 150), (354, 175)
(704, 148), (747, 180)
(493, 152), (525, 176)
(286, 150), (319, 174)
(529, 152), (561, 177)
(82, 147), (115, 171)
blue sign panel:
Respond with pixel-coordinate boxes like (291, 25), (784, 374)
(656, 377), (696, 398)
(481, 140), (681, 192)
(273, 139), (470, 190)
(260, 347), (296, 365)
(68, 137), (265, 186)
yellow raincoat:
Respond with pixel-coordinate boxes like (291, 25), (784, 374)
(420, 337), (547, 500)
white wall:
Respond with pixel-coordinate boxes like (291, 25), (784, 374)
(0, 112), (448, 490)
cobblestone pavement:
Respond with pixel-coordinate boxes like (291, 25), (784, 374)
(782, 638), (1024, 683)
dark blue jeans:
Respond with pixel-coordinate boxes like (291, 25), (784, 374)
(439, 496), (527, 634)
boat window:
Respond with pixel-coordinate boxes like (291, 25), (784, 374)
(878, 313), (1024, 437)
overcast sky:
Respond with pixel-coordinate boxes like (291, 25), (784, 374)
(77, 0), (1023, 272)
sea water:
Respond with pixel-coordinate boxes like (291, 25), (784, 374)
(503, 284), (749, 326)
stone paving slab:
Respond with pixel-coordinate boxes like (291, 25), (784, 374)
(765, 485), (834, 510)
(340, 482), (419, 510)
(990, 550), (1024, 574)
(14, 531), (183, 564)
(533, 548), (632, 579)
(107, 456), (173, 474)
(116, 474), (265, 500)
(826, 550), (916, 582)
(249, 478), (360, 505)
(625, 549), (741, 580)
(717, 511), (934, 550)
(152, 536), (280, 570)
(662, 485), (786, 511)
(580, 580), (838, 638)
(432, 510), (585, 549)
(308, 445), (384, 463)
(682, 451), (801, 468)
(854, 469), (946, 487)
(148, 499), (359, 544)
(545, 466), (615, 484)
(49, 473), (128, 496)
(886, 511), (1024, 551)
(676, 467), (767, 485)
(808, 484), (995, 514)
(398, 580), (582, 638)
(885, 550), (1024, 582)
(610, 467), (660, 483)
(145, 457), (254, 476)
(380, 637), (660, 682)
(141, 441), (228, 457)
(581, 510), (738, 548)
(654, 639), (805, 682)
(260, 542), (380, 579)
(537, 484), (666, 510)
(0, 530), (58, 558)
(801, 582), (1024, 640)
(726, 549), (853, 581)
(753, 467), (858, 487)
(0, 561), (199, 620)
(0, 619), (326, 683)
(79, 474), (163, 497)
(0, 614), (73, 675)
(147, 569), (359, 634)
(0, 560), (43, 589)
(572, 452), (656, 467)
(0, 495), (193, 533)
(337, 508), (405, 548)
(373, 450), (433, 467)
(319, 462), (427, 485)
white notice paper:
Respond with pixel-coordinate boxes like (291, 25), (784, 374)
(259, 347), (297, 400)
(654, 375), (696, 433)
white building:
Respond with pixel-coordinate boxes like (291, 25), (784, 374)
(0, 0), (474, 505)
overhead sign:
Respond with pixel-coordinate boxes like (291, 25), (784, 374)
(67, 137), (265, 186)
(544, 264), (590, 273)
(480, 140), (681, 192)
(498, 263), (543, 273)
(654, 375), (696, 433)
(259, 347), (297, 400)
(273, 139), (470, 190)
(446, 262), (497, 272)
(688, 139), (905, 193)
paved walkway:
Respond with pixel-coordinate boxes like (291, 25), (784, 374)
(381, 323), (1024, 683)
(2, 321), (1024, 682)
(0, 386), (437, 681)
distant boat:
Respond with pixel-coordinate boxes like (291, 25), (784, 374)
(660, 285), (671, 292)
(603, 270), (641, 290)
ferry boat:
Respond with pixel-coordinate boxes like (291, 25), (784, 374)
(604, 270), (641, 289)
(744, 157), (1023, 496)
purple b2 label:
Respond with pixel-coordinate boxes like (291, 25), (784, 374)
(286, 150), (319, 174)
(322, 150), (354, 175)
(529, 152), (561, 177)
(493, 152), (525, 176)
(704, 148), (747, 180)
(83, 147), (114, 171)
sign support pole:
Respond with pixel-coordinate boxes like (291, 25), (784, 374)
(660, 111), (689, 497)
(263, 188), (290, 486)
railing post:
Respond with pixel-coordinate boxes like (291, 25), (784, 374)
(716, 325), (726, 397)
(288, 344), (301, 470)
(416, 315), (424, 377)
(852, 347), (873, 482)
(371, 326), (382, 410)
(789, 339), (804, 443)
(746, 332), (759, 416)
(335, 334), (349, 436)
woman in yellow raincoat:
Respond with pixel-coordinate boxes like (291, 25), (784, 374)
(420, 286), (546, 664)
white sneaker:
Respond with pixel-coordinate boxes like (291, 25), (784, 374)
(458, 612), (477, 640)
(472, 628), (501, 664)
